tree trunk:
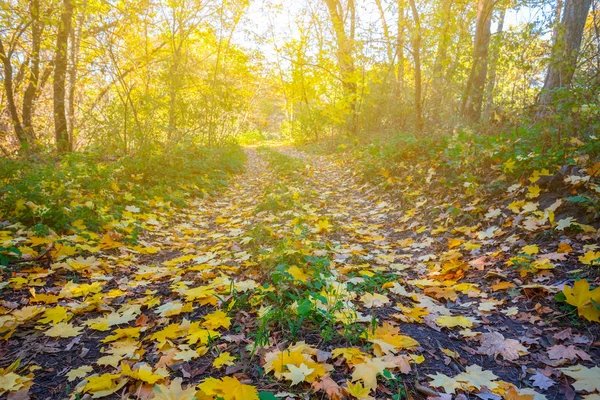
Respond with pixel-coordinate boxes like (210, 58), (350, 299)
(483, 6), (505, 120)
(461, 0), (494, 123)
(22, 0), (43, 147)
(54, 0), (73, 154)
(68, 0), (86, 149)
(396, 0), (406, 86)
(539, 0), (592, 105)
(431, 0), (453, 120)
(375, 0), (394, 64)
(0, 38), (27, 148)
(323, 0), (357, 135)
(408, 0), (423, 132)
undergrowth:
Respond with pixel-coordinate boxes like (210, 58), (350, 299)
(0, 144), (245, 263)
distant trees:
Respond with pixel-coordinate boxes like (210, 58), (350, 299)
(0, 0), (599, 152)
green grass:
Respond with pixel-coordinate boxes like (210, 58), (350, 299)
(0, 144), (245, 249)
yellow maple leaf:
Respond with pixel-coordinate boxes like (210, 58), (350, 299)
(579, 251), (600, 265)
(503, 159), (516, 173)
(527, 185), (541, 199)
(365, 322), (419, 356)
(314, 219), (332, 233)
(345, 380), (372, 399)
(44, 322), (83, 338)
(331, 348), (368, 365)
(360, 293), (390, 308)
(436, 315), (474, 329)
(351, 357), (395, 390)
(521, 245), (539, 255)
(0, 363), (33, 396)
(121, 363), (167, 384)
(153, 378), (197, 400)
(38, 306), (70, 324)
(83, 373), (127, 396)
(560, 365), (600, 393)
(66, 365), (93, 382)
(563, 280), (600, 322)
(287, 265), (310, 282)
(213, 352), (236, 369)
(202, 310), (231, 330)
(282, 363), (314, 385)
(197, 376), (259, 400)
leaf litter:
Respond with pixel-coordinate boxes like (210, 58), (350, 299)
(0, 146), (599, 399)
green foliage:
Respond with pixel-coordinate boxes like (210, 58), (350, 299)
(0, 145), (245, 235)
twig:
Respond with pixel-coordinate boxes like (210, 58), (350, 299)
(415, 383), (441, 397)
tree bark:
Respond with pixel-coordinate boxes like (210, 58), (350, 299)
(22, 0), (43, 146)
(483, 6), (505, 120)
(461, 0), (494, 123)
(408, 0), (423, 132)
(538, 0), (592, 105)
(396, 0), (406, 127)
(375, 0), (394, 64)
(431, 0), (453, 119)
(0, 38), (27, 147)
(68, 0), (87, 149)
(323, 0), (357, 135)
(54, 0), (73, 154)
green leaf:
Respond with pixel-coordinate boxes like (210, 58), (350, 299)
(258, 392), (277, 400)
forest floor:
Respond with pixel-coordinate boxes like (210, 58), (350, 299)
(1, 145), (599, 400)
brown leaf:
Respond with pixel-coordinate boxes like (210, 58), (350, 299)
(547, 345), (591, 361)
(477, 332), (528, 361)
(311, 375), (343, 400)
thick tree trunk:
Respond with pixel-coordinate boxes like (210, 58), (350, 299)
(54, 0), (73, 154)
(539, 0), (592, 105)
(323, 0), (357, 135)
(408, 0), (423, 132)
(22, 0), (43, 146)
(0, 39), (27, 147)
(461, 0), (494, 123)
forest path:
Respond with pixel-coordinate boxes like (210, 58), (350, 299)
(3, 146), (597, 400)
